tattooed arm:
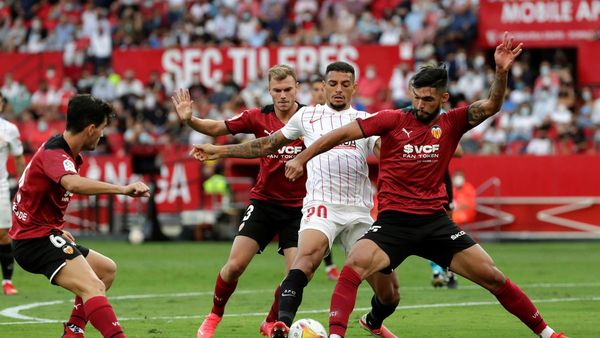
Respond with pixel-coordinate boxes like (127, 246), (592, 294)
(468, 32), (523, 127)
(190, 131), (292, 161)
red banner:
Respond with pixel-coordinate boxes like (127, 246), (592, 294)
(111, 44), (413, 87)
(478, 0), (600, 47)
(75, 155), (203, 213)
(578, 41), (600, 85)
(0, 52), (64, 92)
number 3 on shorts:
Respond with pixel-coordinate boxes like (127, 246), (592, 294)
(242, 205), (255, 222)
(49, 234), (67, 248)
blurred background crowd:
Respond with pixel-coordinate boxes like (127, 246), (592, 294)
(1, 0), (600, 156)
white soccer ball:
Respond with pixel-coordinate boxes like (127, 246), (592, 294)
(128, 228), (144, 244)
(289, 318), (327, 338)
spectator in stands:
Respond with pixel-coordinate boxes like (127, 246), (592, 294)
(92, 68), (117, 102)
(357, 64), (385, 108)
(451, 170), (477, 226)
(89, 24), (112, 72)
(526, 126), (554, 155)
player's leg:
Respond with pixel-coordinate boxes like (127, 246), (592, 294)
(450, 244), (567, 338)
(55, 254), (125, 338)
(0, 228), (17, 295)
(263, 214), (300, 328)
(198, 235), (260, 337)
(361, 271), (400, 338)
(329, 238), (391, 338)
(277, 228), (329, 327)
(64, 248), (116, 335)
(0, 192), (17, 295)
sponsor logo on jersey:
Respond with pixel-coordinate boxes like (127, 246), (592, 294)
(333, 140), (357, 149)
(451, 230), (466, 240)
(267, 145), (303, 160)
(403, 144), (440, 159)
(62, 191), (74, 202)
(402, 128), (413, 138)
(431, 125), (442, 139)
(62, 245), (74, 255)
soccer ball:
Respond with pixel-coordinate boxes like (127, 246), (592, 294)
(289, 318), (327, 338)
(128, 228), (144, 244)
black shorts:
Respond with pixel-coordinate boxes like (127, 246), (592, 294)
(12, 234), (90, 284)
(444, 171), (454, 211)
(237, 199), (302, 255)
(361, 210), (476, 273)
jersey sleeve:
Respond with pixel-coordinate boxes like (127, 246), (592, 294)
(42, 150), (78, 183)
(445, 106), (472, 133)
(7, 124), (24, 156)
(224, 109), (253, 135)
(279, 107), (305, 141)
(356, 110), (398, 138)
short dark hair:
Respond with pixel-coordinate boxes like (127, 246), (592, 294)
(410, 63), (448, 92)
(325, 61), (355, 81)
(66, 94), (114, 133)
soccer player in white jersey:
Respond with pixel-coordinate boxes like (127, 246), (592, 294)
(0, 93), (25, 295)
(191, 61), (400, 338)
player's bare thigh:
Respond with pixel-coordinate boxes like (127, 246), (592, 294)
(291, 229), (329, 278)
(54, 255), (107, 302)
(221, 235), (261, 280)
(85, 249), (117, 290)
(345, 239), (391, 279)
(449, 244), (505, 291)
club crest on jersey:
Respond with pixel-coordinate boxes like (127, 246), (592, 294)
(431, 125), (442, 139)
(62, 245), (74, 255)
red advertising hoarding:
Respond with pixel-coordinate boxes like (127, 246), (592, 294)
(111, 44), (413, 87)
(479, 0), (600, 48)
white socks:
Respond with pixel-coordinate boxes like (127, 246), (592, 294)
(539, 326), (555, 338)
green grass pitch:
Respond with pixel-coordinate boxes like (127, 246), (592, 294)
(1, 240), (598, 337)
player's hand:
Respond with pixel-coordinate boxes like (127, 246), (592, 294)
(171, 88), (193, 122)
(190, 144), (220, 161)
(494, 31), (523, 72)
(122, 182), (150, 197)
(285, 158), (304, 182)
(62, 230), (76, 244)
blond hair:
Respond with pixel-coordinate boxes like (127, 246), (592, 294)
(268, 64), (297, 83)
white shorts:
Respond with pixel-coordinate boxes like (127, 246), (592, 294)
(0, 187), (12, 229)
(300, 202), (373, 255)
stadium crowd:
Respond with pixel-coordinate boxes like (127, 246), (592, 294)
(1, 0), (599, 156)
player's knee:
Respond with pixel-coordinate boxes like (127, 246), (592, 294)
(77, 276), (107, 298)
(102, 258), (117, 283)
(480, 264), (506, 291)
(224, 259), (248, 279)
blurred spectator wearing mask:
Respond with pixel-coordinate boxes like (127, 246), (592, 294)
(451, 170), (477, 226)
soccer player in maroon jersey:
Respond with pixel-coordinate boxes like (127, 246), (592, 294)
(172, 65), (308, 338)
(9, 94), (150, 338)
(285, 33), (568, 338)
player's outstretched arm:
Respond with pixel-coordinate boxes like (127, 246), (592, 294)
(285, 121), (363, 181)
(171, 88), (229, 136)
(190, 130), (292, 161)
(467, 32), (523, 127)
(60, 174), (150, 197)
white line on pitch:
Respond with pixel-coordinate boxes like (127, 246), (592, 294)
(1, 282), (599, 325)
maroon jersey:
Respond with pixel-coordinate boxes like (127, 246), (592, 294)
(10, 135), (82, 240)
(225, 104), (306, 207)
(357, 107), (472, 215)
